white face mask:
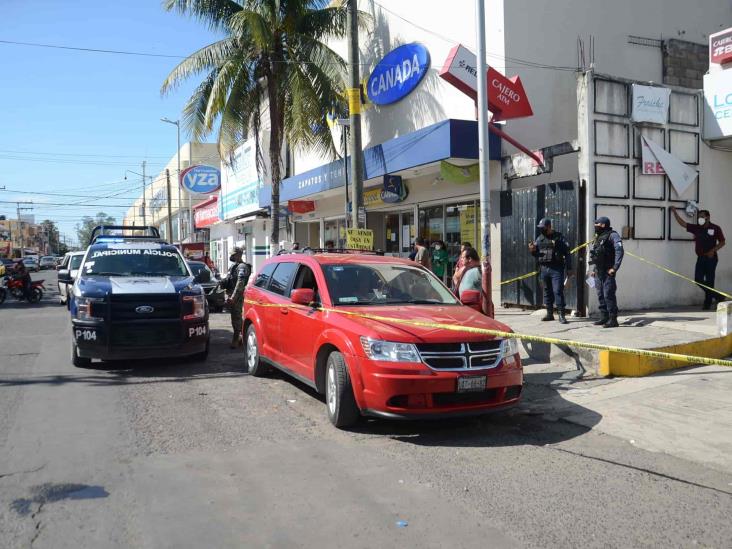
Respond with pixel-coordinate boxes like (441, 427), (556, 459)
(698, 217), (708, 225)
(435, 245), (442, 250)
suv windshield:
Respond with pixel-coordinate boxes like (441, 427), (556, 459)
(322, 263), (459, 306)
(83, 246), (189, 277)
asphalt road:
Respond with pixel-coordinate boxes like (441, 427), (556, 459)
(1, 272), (731, 548)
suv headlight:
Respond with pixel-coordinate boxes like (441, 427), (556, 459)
(360, 337), (421, 363)
(76, 297), (105, 321)
(183, 294), (206, 320)
(500, 337), (520, 357)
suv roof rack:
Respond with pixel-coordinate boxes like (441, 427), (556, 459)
(89, 225), (164, 245)
(277, 248), (384, 256)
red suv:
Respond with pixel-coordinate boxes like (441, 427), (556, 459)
(243, 252), (522, 428)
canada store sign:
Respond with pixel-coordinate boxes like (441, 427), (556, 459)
(367, 43), (430, 106)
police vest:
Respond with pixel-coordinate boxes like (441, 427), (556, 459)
(591, 230), (616, 269)
(536, 233), (564, 266)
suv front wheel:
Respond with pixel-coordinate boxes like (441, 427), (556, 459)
(325, 351), (359, 428)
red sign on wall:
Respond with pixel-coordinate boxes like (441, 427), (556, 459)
(710, 27), (732, 66)
(194, 196), (220, 228)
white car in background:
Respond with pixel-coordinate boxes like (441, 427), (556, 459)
(58, 251), (85, 307)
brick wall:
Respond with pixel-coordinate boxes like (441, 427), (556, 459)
(663, 38), (708, 89)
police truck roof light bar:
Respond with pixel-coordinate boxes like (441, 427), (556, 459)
(89, 225), (162, 245)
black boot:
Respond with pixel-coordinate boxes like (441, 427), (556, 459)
(603, 315), (619, 328)
(593, 314), (609, 326)
(558, 309), (568, 324)
(541, 308), (554, 321)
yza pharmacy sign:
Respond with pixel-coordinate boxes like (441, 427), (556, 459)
(367, 43), (430, 106)
(180, 165), (221, 195)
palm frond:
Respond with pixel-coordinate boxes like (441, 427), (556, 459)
(161, 38), (238, 95)
(162, 0), (243, 31)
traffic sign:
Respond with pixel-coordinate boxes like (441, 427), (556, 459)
(439, 44), (533, 120)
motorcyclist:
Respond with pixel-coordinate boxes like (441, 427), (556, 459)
(11, 259), (32, 300)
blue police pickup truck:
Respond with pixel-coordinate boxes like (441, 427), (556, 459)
(61, 226), (210, 367)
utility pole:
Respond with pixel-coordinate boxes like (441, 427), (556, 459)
(142, 160), (147, 226)
(165, 169), (174, 243)
(347, 0), (364, 230)
(475, 0), (494, 317)
(16, 201), (33, 258)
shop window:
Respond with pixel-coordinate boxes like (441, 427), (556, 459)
(419, 206), (444, 244)
(384, 214), (400, 254)
(324, 218), (347, 249)
(445, 202), (476, 275)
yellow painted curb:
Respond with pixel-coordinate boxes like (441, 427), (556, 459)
(604, 333), (732, 377)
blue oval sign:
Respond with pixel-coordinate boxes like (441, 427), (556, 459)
(367, 43), (430, 106)
(180, 165), (221, 195)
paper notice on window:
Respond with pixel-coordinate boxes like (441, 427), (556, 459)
(585, 275), (596, 289)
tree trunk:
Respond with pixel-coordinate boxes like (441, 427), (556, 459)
(268, 92), (283, 257)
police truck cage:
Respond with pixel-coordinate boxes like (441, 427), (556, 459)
(89, 225), (164, 245)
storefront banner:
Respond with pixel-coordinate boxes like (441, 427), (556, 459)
(194, 196), (220, 228)
(459, 206), (476, 245)
(631, 84), (670, 124)
(440, 161), (479, 184)
(180, 165), (221, 195)
(710, 27), (732, 66)
(220, 141), (261, 220)
(703, 70), (732, 140)
(641, 136), (698, 196)
(367, 43), (430, 106)
(288, 200), (315, 214)
(363, 181), (408, 208)
(346, 229), (374, 250)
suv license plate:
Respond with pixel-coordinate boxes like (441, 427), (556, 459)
(457, 376), (487, 393)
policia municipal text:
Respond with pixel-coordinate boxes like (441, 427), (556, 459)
(529, 218), (572, 324)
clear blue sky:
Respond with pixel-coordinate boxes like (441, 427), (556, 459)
(0, 0), (222, 245)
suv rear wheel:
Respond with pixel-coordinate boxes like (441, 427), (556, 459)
(245, 324), (269, 376)
(325, 351), (359, 428)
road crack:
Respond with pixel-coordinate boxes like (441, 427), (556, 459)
(29, 502), (44, 547)
(0, 464), (45, 480)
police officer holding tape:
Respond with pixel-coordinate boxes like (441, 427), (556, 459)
(589, 216), (624, 328)
(224, 247), (251, 349)
(529, 218), (572, 324)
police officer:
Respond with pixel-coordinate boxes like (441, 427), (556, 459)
(529, 218), (572, 324)
(589, 216), (624, 328)
(225, 247), (251, 348)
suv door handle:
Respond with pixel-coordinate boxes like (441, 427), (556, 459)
(280, 307), (288, 315)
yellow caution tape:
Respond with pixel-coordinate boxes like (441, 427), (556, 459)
(499, 241), (590, 286)
(243, 299), (732, 368)
(625, 251), (732, 301)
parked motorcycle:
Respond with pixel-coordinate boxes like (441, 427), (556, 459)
(0, 276), (45, 304)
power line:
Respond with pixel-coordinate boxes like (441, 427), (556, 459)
(0, 148), (172, 159)
(0, 154), (168, 167)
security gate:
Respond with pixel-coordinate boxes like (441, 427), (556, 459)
(500, 181), (585, 314)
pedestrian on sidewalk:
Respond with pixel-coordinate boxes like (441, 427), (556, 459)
(589, 216), (624, 328)
(451, 241), (472, 292)
(413, 237), (432, 270)
(455, 247), (482, 298)
(671, 207), (726, 310)
(431, 240), (449, 284)
(225, 247), (251, 349)
(529, 218), (572, 324)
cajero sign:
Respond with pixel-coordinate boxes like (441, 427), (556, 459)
(367, 43), (430, 106)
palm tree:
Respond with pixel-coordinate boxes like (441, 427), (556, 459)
(162, 0), (354, 253)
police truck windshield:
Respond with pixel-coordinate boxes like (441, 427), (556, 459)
(82, 246), (189, 277)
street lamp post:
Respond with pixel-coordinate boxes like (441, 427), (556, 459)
(161, 117), (192, 243)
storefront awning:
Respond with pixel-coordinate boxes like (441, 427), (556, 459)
(259, 119), (500, 207)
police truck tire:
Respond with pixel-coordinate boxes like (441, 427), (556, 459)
(71, 340), (91, 368)
(191, 339), (210, 362)
(245, 324), (269, 376)
(325, 351), (359, 428)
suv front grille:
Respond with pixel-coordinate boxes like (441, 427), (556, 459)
(415, 340), (503, 371)
(110, 294), (180, 321)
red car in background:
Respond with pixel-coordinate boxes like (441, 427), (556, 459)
(243, 252), (523, 428)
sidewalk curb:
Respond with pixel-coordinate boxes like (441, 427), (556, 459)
(599, 333), (732, 376)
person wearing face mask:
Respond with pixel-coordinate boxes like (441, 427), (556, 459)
(224, 247), (252, 348)
(672, 207), (726, 310)
(431, 240), (449, 284)
(529, 218), (572, 324)
(589, 217), (624, 328)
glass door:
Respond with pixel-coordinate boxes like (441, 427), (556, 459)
(400, 211), (415, 257)
(324, 217), (347, 249)
(384, 213), (400, 255)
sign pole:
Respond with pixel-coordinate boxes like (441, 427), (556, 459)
(475, 0), (494, 317)
(347, 0), (364, 230)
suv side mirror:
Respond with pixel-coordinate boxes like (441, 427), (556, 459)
(58, 269), (72, 284)
(194, 270), (211, 284)
(460, 289), (480, 306)
(291, 288), (315, 306)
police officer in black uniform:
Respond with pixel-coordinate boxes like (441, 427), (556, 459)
(225, 247), (252, 348)
(589, 216), (624, 328)
(529, 218), (572, 324)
